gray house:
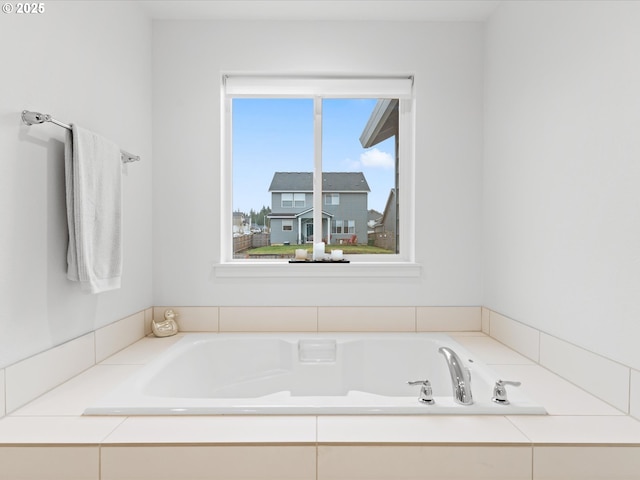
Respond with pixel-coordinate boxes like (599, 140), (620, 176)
(268, 172), (370, 245)
(372, 189), (397, 252)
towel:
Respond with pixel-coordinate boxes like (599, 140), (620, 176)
(64, 124), (122, 293)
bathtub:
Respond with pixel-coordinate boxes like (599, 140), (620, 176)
(84, 333), (546, 415)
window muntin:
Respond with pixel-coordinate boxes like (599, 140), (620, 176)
(222, 75), (414, 264)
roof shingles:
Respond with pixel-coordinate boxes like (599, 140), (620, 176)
(268, 172), (370, 192)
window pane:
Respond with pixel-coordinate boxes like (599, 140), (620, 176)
(324, 193), (339, 205)
(230, 95), (401, 259)
(293, 193), (306, 207)
(322, 99), (398, 253)
(281, 193), (292, 208)
(232, 99), (313, 257)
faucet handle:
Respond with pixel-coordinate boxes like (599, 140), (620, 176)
(491, 379), (522, 405)
(407, 380), (435, 405)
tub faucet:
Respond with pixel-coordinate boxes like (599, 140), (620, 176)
(438, 347), (473, 405)
(407, 379), (435, 404)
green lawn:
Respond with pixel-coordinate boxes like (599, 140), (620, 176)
(246, 244), (394, 256)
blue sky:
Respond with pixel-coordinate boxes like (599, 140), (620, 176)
(232, 98), (395, 214)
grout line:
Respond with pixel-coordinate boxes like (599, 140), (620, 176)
(530, 443), (535, 480)
(98, 416), (129, 444)
(504, 416), (534, 445)
(487, 308), (630, 369)
(486, 307), (632, 414)
(315, 416), (319, 480)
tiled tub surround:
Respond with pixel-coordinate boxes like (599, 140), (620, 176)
(0, 306), (638, 479)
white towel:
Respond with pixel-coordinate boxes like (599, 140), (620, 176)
(65, 125), (122, 293)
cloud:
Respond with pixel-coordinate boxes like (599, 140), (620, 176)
(342, 158), (361, 170)
(359, 148), (394, 169)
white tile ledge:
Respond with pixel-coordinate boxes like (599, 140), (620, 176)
(507, 415), (640, 445)
(213, 262), (422, 278)
(1, 415), (639, 447)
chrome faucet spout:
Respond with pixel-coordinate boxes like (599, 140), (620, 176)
(438, 346), (473, 405)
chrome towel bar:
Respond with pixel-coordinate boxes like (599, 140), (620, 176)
(21, 110), (140, 164)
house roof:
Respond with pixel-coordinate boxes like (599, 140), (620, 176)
(368, 209), (383, 222)
(359, 98), (399, 148)
(268, 208), (334, 219)
(269, 172), (370, 192)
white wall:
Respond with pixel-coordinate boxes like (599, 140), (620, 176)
(484, 1), (640, 370)
(0, 1), (153, 368)
(152, 20), (484, 307)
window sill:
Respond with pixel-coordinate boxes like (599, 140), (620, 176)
(212, 262), (422, 278)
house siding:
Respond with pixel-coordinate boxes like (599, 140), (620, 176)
(270, 192), (313, 244)
(269, 173), (369, 246)
(326, 193), (368, 245)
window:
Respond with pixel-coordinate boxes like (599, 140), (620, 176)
(222, 75), (415, 264)
(346, 220), (355, 234)
(331, 220), (355, 234)
(324, 193), (339, 205)
(281, 193), (305, 208)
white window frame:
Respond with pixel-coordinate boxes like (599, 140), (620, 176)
(281, 193), (293, 208)
(282, 219), (293, 231)
(281, 193), (305, 208)
(217, 74), (419, 278)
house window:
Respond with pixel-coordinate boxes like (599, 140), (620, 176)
(324, 193), (339, 205)
(222, 75), (414, 263)
(331, 220), (355, 234)
(346, 220), (355, 234)
(282, 193), (305, 208)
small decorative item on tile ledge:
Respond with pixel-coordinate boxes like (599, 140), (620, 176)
(152, 309), (179, 337)
(312, 242), (326, 261)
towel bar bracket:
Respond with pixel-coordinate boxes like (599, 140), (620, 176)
(22, 110), (51, 126)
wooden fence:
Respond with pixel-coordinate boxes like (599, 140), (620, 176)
(233, 233), (270, 253)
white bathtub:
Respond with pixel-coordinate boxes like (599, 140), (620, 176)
(84, 333), (546, 415)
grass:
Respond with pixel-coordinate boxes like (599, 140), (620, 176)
(245, 244), (394, 256)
